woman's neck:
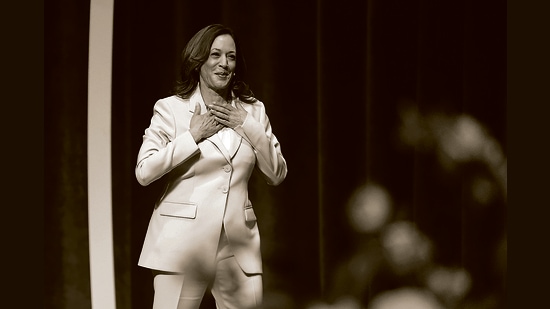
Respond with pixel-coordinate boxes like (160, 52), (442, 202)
(199, 83), (230, 105)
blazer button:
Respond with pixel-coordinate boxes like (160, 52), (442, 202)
(221, 186), (228, 193)
(223, 165), (232, 173)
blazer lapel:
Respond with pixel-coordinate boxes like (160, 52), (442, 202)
(225, 130), (242, 160)
(206, 134), (232, 163)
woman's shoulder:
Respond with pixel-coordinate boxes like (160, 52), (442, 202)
(238, 98), (273, 122)
(153, 95), (188, 108)
(156, 95), (186, 104)
(149, 95), (190, 116)
(238, 97), (265, 109)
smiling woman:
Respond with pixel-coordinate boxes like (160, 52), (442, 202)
(173, 24), (256, 105)
(199, 34), (236, 92)
(134, 24), (288, 309)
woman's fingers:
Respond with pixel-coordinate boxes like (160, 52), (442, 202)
(210, 103), (236, 115)
(208, 103), (245, 128)
(210, 109), (230, 123)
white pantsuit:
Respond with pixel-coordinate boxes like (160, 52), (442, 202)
(135, 86), (287, 308)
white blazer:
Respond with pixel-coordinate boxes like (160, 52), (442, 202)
(135, 87), (287, 275)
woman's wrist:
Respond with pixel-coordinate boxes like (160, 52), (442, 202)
(189, 128), (202, 143)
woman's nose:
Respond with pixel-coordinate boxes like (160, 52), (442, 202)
(219, 56), (229, 68)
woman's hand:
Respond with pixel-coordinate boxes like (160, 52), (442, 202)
(189, 102), (223, 143)
(209, 101), (248, 129)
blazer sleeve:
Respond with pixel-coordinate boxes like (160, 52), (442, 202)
(234, 101), (287, 186)
(135, 99), (200, 186)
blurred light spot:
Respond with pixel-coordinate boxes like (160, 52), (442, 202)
(368, 288), (443, 309)
(332, 296), (361, 309)
(481, 138), (505, 167)
(439, 115), (488, 163)
(398, 105), (426, 147)
(381, 221), (433, 275)
(471, 175), (497, 205)
(347, 183), (392, 234)
(426, 266), (472, 304)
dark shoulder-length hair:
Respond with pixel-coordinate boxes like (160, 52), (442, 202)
(173, 24), (256, 103)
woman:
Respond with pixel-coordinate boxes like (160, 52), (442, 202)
(135, 24), (287, 309)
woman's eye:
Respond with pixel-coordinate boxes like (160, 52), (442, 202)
(228, 55), (236, 60)
(211, 52), (220, 57)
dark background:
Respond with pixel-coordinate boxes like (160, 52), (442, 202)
(45, 0), (506, 308)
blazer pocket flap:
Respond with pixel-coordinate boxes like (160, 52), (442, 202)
(159, 202), (197, 219)
(244, 206), (257, 222)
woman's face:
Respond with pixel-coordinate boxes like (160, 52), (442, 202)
(199, 34), (237, 94)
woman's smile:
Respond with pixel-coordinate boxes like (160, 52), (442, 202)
(215, 71), (230, 79)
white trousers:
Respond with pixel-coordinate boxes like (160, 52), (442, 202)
(151, 229), (263, 309)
